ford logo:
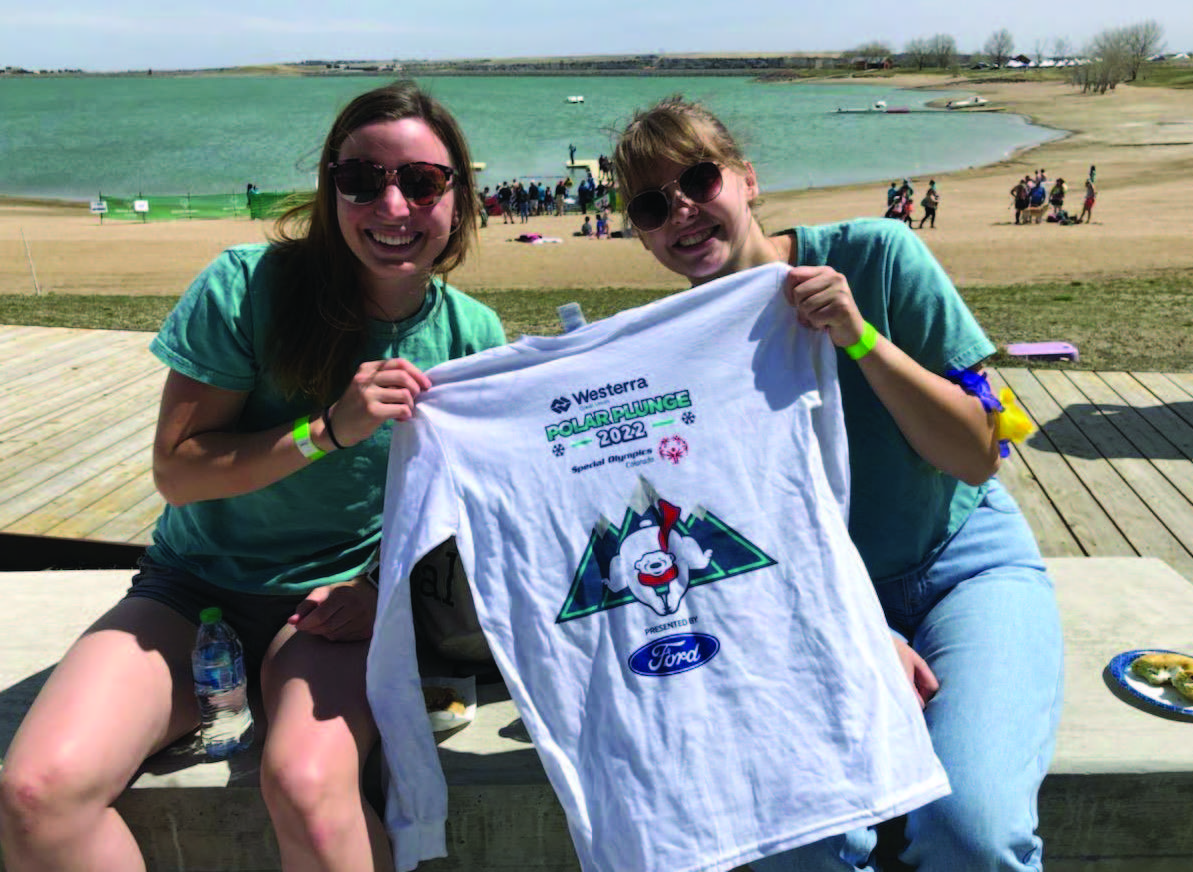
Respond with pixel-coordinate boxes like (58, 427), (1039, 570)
(628, 632), (719, 677)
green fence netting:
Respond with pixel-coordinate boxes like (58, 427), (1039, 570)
(95, 191), (305, 222)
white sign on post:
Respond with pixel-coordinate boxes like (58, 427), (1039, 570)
(90, 200), (108, 214)
(133, 200), (149, 213)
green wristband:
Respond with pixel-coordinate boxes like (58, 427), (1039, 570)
(844, 321), (878, 361)
(293, 415), (326, 461)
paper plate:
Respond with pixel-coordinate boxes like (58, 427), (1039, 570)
(421, 675), (477, 733)
(1107, 649), (1193, 716)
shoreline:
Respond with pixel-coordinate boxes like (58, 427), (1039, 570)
(3, 76), (1192, 293)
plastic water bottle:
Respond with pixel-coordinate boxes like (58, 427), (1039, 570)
(191, 607), (254, 759)
(557, 302), (587, 332)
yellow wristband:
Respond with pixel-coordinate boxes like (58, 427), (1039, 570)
(843, 321), (879, 361)
(293, 415), (326, 461)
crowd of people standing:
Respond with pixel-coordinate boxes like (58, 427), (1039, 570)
(883, 178), (940, 229)
(1010, 166), (1095, 225)
(879, 165), (1098, 230)
(478, 171), (612, 228)
(482, 178), (570, 224)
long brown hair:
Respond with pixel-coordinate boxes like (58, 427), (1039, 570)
(266, 81), (478, 401)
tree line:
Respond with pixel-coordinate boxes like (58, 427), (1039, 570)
(851, 19), (1168, 93)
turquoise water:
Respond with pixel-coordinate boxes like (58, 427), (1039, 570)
(0, 76), (1061, 202)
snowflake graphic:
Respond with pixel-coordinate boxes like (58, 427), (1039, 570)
(682, 411), (695, 426)
(658, 435), (689, 465)
(552, 444), (565, 457)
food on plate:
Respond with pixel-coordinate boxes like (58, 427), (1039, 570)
(1130, 652), (1193, 686)
(1171, 668), (1193, 703)
(421, 684), (466, 716)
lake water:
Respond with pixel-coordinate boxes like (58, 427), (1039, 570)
(0, 75), (1061, 202)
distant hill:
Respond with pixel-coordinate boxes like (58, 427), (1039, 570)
(5, 52), (859, 78)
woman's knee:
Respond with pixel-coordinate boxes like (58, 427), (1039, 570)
(259, 736), (360, 818)
(0, 748), (110, 838)
(259, 745), (365, 857)
(907, 786), (1041, 871)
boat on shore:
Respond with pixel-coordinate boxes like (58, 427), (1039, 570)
(946, 96), (994, 110)
(835, 100), (910, 114)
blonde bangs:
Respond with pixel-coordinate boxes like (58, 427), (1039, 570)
(613, 97), (747, 201)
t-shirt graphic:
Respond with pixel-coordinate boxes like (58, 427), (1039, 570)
(562, 487), (776, 623)
(370, 262), (950, 872)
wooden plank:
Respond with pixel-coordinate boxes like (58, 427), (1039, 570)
(0, 405), (158, 523)
(0, 381), (160, 496)
(1133, 372), (1193, 431)
(1099, 372), (1193, 462)
(0, 325), (87, 359)
(0, 327), (164, 547)
(90, 491), (164, 546)
(0, 339), (162, 442)
(1066, 371), (1193, 541)
(130, 521), (159, 545)
(997, 450), (1084, 557)
(0, 329), (117, 382)
(1, 366), (163, 447)
(1164, 372), (1193, 397)
(1034, 370), (1193, 578)
(998, 369), (1135, 556)
(987, 369), (1083, 556)
(0, 333), (153, 418)
(0, 325), (41, 347)
(42, 475), (159, 541)
(5, 433), (154, 536)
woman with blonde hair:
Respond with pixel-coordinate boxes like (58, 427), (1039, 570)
(613, 95), (1062, 872)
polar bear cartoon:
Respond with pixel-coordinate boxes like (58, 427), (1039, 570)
(603, 500), (712, 616)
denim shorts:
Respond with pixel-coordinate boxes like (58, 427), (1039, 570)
(126, 556), (308, 672)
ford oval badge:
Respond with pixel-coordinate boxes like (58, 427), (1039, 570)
(628, 632), (720, 677)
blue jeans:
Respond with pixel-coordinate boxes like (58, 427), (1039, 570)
(754, 480), (1064, 872)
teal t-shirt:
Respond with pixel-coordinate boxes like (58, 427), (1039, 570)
(146, 243), (506, 594)
(790, 219), (995, 580)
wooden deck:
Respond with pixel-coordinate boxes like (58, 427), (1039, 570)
(2, 326), (1193, 581)
(0, 326), (165, 546)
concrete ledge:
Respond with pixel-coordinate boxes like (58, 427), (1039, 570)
(3, 558), (1193, 871)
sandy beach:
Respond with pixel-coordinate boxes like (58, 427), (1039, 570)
(2, 75), (1191, 298)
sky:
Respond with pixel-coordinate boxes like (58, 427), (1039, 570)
(2, 1), (1189, 73)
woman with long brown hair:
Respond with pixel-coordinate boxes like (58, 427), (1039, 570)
(0, 81), (504, 872)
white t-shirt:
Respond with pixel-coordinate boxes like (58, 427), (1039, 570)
(370, 263), (949, 872)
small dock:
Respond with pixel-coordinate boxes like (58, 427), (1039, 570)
(566, 159), (609, 181)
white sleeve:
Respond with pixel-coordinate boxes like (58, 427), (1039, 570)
(366, 414), (461, 871)
(809, 329), (851, 523)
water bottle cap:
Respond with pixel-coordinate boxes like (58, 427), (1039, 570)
(199, 606), (223, 624)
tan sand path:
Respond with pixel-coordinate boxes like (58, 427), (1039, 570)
(2, 76), (1191, 297)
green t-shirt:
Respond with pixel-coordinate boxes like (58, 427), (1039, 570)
(789, 219), (995, 580)
(146, 243), (506, 594)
